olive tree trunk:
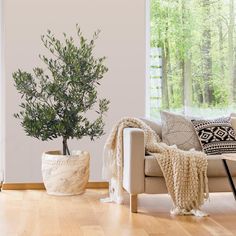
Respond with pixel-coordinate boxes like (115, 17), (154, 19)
(63, 137), (70, 156)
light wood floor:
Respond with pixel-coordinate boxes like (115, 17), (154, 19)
(0, 190), (236, 236)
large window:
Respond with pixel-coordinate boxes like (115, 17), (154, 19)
(149, 0), (236, 119)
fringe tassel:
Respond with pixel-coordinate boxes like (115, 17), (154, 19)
(171, 207), (208, 217)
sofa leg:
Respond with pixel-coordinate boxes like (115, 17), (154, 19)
(130, 194), (138, 213)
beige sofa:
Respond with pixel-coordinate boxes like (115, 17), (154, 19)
(122, 119), (236, 213)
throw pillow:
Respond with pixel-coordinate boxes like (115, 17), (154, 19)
(191, 117), (236, 155)
(160, 111), (202, 151)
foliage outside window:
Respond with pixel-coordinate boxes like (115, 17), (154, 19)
(149, 0), (236, 119)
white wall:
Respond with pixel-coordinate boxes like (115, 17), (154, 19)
(3, 0), (146, 182)
(0, 0), (5, 182)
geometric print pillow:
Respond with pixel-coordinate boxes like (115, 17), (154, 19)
(191, 117), (236, 155)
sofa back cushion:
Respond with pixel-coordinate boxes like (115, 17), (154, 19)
(140, 118), (162, 139)
(230, 113), (236, 134)
(160, 111), (202, 151)
(231, 117), (236, 133)
(191, 117), (236, 155)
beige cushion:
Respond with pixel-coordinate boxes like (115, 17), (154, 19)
(230, 114), (236, 135)
(231, 117), (236, 133)
(140, 118), (162, 139)
(161, 111), (202, 151)
(145, 155), (162, 177)
(145, 155), (236, 177)
(144, 176), (236, 193)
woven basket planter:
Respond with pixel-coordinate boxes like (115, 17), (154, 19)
(42, 150), (90, 196)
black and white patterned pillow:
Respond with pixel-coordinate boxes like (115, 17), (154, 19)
(191, 117), (236, 155)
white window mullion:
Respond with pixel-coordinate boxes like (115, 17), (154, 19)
(146, 0), (151, 118)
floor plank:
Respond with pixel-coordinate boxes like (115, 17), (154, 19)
(0, 190), (235, 236)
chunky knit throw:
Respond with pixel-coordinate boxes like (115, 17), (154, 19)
(102, 117), (209, 216)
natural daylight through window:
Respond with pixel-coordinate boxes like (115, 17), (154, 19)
(148, 0), (236, 119)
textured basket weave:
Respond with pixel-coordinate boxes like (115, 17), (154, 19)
(42, 150), (90, 196)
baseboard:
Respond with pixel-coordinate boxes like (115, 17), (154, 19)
(1, 182), (109, 190)
(2, 183), (45, 190)
(86, 182), (109, 189)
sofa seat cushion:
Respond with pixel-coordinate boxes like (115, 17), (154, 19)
(145, 155), (236, 177)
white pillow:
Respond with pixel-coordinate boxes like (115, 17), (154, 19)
(161, 111), (202, 151)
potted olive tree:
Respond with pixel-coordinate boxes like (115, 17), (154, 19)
(13, 25), (109, 195)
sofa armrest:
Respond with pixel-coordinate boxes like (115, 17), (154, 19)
(123, 128), (145, 194)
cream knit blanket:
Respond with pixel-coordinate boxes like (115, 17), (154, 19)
(102, 117), (209, 216)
